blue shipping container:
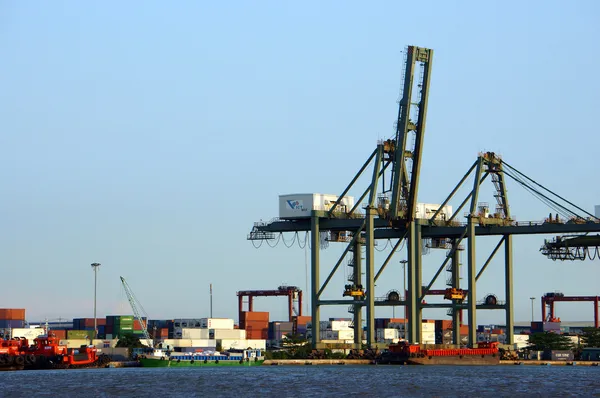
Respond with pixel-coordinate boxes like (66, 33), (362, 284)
(0, 320), (25, 328)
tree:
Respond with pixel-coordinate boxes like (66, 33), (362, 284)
(527, 332), (574, 351)
(580, 328), (600, 348)
(115, 333), (144, 349)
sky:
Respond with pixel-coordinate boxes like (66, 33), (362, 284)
(1, 1), (599, 326)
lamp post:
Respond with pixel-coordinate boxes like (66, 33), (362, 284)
(530, 297), (535, 322)
(91, 263), (101, 339)
(400, 259), (408, 339)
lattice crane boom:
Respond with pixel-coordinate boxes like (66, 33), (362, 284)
(120, 276), (153, 348)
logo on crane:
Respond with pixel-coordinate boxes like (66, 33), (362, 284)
(287, 200), (305, 211)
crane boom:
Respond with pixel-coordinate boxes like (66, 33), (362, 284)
(120, 276), (153, 348)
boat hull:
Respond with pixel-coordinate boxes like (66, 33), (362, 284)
(378, 353), (499, 365)
(139, 358), (264, 368)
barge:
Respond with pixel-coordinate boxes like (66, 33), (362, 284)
(378, 341), (500, 365)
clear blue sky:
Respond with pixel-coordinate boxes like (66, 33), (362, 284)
(1, 1), (599, 325)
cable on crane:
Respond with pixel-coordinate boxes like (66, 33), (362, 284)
(281, 232), (297, 248)
(297, 232), (308, 249)
(502, 168), (579, 220)
(502, 160), (598, 221)
(375, 239), (392, 252)
(251, 239), (264, 249)
(265, 234), (282, 248)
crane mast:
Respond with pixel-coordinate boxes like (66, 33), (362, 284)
(120, 276), (153, 348)
(389, 46), (433, 220)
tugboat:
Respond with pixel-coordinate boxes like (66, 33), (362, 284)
(0, 332), (111, 370)
(378, 341), (500, 365)
(0, 338), (26, 371)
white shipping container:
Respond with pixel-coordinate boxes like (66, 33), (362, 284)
(218, 339), (249, 350)
(182, 328), (210, 339)
(329, 320), (352, 331)
(210, 329), (246, 340)
(246, 339), (267, 350)
(513, 335), (529, 343)
(279, 194), (355, 219)
(376, 328), (399, 340)
(330, 330), (354, 340)
(200, 318), (234, 330)
(421, 323), (435, 332)
(160, 339), (216, 348)
(11, 328), (44, 341)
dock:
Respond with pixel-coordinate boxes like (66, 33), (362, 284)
(263, 359), (372, 366)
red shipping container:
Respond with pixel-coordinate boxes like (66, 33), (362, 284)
(50, 330), (67, 339)
(133, 320), (144, 331)
(160, 328), (169, 337)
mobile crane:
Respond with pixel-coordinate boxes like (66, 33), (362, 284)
(120, 276), (153, 348)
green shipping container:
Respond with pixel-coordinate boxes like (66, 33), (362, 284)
(67, 330), (94, 340)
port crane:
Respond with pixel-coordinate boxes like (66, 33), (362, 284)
(120, 276), (153, 348)
(236, 285), (303, 323)
(541, 292), (600, 328)
(248, 45), (600, 349)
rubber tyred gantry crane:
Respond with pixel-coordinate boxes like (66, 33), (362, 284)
(237, 286), (303, 323)
(541, 292), (600, 328)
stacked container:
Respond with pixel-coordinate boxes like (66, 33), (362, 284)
(292, 315), (311, 336)
(73, 318), (106, 330)
(268, 321), (293, 341)
(170, 319), (203, 338)
(106, 315), (143, 338)
(0, 309), (26, 334)
(240, 311), (269, 340)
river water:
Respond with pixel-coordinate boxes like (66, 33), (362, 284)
(0, 365), (598, 397)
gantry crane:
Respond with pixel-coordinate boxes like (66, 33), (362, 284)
(120, 276), (153, 348)
(237, 285), (303, 323)
(247, 45), (600, 349)
(541, 292), (600, 328)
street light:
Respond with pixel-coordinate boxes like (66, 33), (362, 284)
(530, 297), (535, 322)
(91, 263), (101, 339)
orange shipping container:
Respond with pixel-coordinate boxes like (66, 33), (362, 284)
(293, 316), (311, 325)
(459, 325), (469, 335)
(491, 328), (504, 334)
(241, 311), (269, 322)
(0, 309), (26, 320)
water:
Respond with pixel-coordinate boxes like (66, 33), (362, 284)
(1, 365), (599, 397)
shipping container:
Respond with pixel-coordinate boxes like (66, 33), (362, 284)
(376, 328), (398, 340)
(0, 320), (25, 329)
(240, 312), (269, 322)
(200, 318), (234, 330)
(0, 309), (26, 321)
(181, 328), (210, 339)
(49, 329), (67, 339)
(210, 329), (247, 340)
(11, 328), (44, 341)
(542, 350), (574, 361)
(329, 320), (352, 331)
(67, 330), (95, 340)
(292, 316), (311, 325)
(278, 193), (355, 219)
(73, 318), (106, 329)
